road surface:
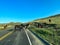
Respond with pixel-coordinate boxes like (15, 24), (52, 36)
(0, 29), (49, 45)
(0, 28), (13, 37)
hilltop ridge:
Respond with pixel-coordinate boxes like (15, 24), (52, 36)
(33, 14), (60, 24)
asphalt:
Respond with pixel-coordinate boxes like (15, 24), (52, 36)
(0, 29), (48, 45)
(0, 28), (13, 37)
(0, 29), (30, 45)
(0, 29), (10, 37)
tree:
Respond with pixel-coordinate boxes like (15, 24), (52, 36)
(49, 19), (51, 22)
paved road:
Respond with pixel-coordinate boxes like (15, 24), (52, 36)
(0, 29), (47, 45)
(0, 30), (10, 37)
(0, 28), (13, 37)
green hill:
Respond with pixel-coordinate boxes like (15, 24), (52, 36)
(29, 14), (60, 45)
(34, 14), (60, 24)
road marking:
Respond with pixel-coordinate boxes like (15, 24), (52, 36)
(0, 31), (13, 41)
(24, 30), (32, 45)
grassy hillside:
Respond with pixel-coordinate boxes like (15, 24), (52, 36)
(28, 14), (60, 45)
(34, 14), (60, 24)
(29, 26), (60, 45)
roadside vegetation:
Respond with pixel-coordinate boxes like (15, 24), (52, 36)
(29, 25), (60, 45)
(28, 14), (60, 45)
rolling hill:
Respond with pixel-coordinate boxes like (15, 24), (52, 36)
(29, 14), (60, 45)
(34, 14), (60, 24)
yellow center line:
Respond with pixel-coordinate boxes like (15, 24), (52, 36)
(0, 31), (13, 41)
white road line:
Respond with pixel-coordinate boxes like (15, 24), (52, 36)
(24, 30), (32, 45)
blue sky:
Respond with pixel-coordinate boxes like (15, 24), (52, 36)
(0, 0), (60, 23)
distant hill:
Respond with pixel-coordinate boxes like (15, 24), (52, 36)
(0, 22), (22, 27)
(33, 14), (60, 24)
(7, 22), (22, 25)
